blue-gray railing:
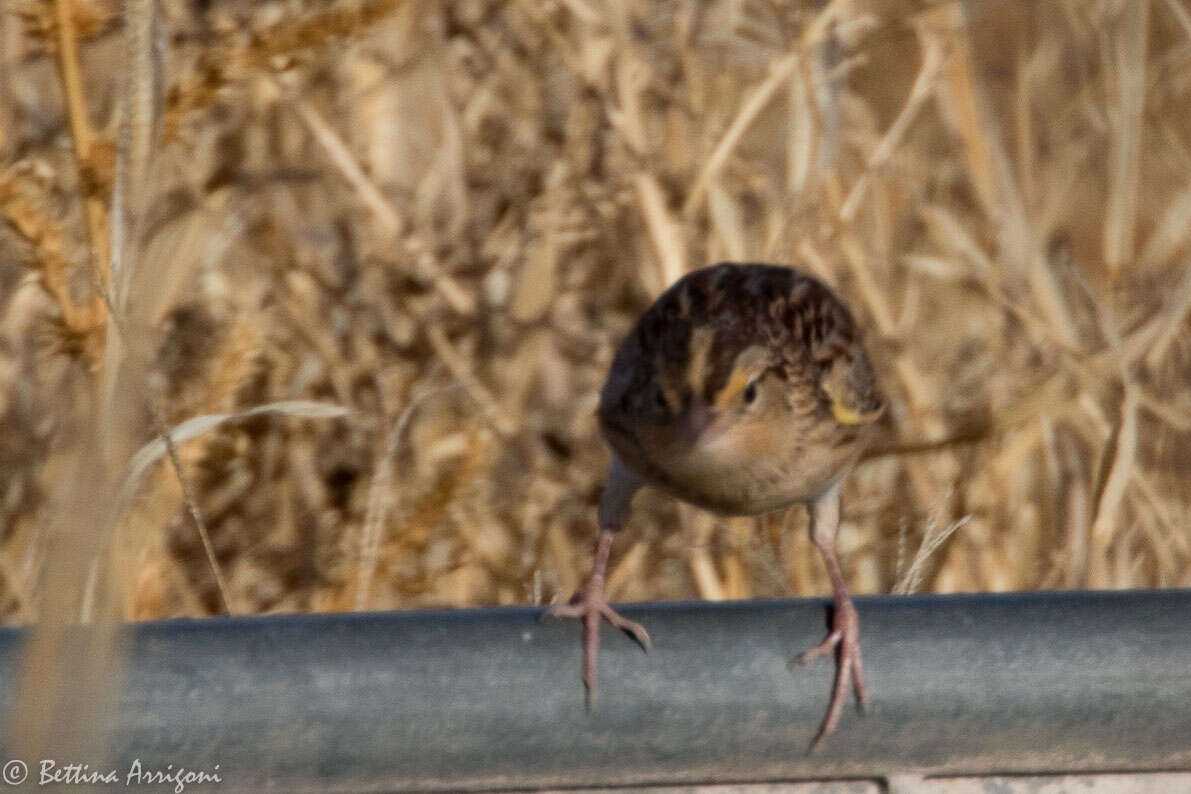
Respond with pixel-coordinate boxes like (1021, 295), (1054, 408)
(2, 589), (1190, 792)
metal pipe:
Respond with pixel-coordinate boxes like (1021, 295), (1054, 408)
(2, 590), (1190, 792)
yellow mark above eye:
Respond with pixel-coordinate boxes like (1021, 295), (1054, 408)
(712, 345), (772, 409)
(713, 367), (753, 410)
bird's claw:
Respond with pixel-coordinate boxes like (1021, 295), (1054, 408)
(548, 590), (650, 650)
(598, 602), (652, 651)
(794, 599), (868, 752)
(547, 586), (651, 708)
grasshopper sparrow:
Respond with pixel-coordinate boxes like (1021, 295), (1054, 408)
(551, 262), (885, 748)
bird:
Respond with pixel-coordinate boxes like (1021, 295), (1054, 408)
(549, 261), (885, 749)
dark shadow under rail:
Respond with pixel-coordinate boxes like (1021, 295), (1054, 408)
(2, 589), (1190, 792)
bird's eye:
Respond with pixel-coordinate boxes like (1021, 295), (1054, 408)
(742, 381), (758, 405)
(654, 389), (669, 412)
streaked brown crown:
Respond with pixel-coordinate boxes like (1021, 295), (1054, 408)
(599, 262), (883, 454)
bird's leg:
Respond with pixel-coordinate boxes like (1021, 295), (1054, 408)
(795, 481), (868, 750)
(548, 458), (650, 707)
(549, 528), (651, 705)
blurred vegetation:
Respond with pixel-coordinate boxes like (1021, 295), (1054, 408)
(0, 0), (1189, 629)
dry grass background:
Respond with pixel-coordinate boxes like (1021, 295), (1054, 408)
(1, 0), (1190, 638)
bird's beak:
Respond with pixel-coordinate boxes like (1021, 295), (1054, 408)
(680, 400), (717, 447)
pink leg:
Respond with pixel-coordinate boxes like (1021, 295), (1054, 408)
(795, 484), (868, 751)
(549, 528), (651, 707)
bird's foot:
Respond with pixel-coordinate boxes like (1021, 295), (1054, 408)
(548, 585), (651, 708)
(793, 597), (867, 751)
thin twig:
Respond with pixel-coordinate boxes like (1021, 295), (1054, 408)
(1142, 260), (1191, 370)
(291, 89), (475, 316)
(894, 511), (971, 595)
(1087, 385), (1140, 589)
(1103, 0), (1150, 278)
(52, 0), (110, 293)
(840, 30), (945, 223)
(147, 379), (236, 615)
(423, 325), (517, 438)
(635, 173), (687, 290)
(108, 0), (161, 317)
(355, 386), (454, 611)
(683, 52), (801, 216)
